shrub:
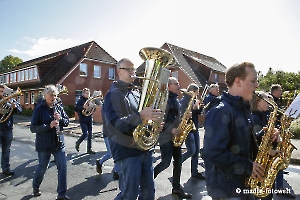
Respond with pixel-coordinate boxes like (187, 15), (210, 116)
(290, 118), (300, 139)
(21, 107), (34, 116)
(64, 105), (75, 118)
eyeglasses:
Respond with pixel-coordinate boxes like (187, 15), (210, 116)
(119, 68), (136, 73)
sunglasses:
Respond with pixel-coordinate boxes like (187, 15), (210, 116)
(119, 68), (136, 73)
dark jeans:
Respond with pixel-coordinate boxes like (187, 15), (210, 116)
(182, 130), (200, 176)
(275, 169), (283, 188)
(33, 148), (67, 198)
(77, 122), (92, 150)
(114, 151), (154, 200)
(0, 129), (13, 171)
(154, 140), (182, 190)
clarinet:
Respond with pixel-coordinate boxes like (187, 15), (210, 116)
(52, 99), (63, 144)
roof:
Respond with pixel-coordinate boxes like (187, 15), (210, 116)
(161, 43), (226, 87)
(8, 41), (117, 89)
(136, 42), (226, 88)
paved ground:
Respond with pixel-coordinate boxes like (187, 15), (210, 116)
(3, 114), (299, 200)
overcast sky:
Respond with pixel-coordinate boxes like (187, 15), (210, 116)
(1, 0), (299, 75)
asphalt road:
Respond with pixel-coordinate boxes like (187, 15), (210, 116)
(1, 115), (300, 200)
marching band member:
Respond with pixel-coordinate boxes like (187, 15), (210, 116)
(30, 85), (70, 200)
(154, 77), (192, 199)
(0, 84), (22, 176)
(180, 83), (205, 180)
(103, 58), (162, 199)
(203, 62), (262, 199)
(203, 83), (219, 114)
(74, 88), (96, 154)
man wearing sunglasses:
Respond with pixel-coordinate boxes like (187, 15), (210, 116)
(103, 58), (162, 200)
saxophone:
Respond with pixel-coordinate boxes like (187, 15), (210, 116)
(133, 47), (174, 150)
(277, 113), (297, 170)
(246, 94), (284, 198)
(173, 90), (195, 147)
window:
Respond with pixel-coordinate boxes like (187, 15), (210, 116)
(214, 73), (219, 84)
(10, 72), (16, 83)
(25, 69), (29, 81)
(20, 71), (24, 81)
(25, 92), (28, 104)
(17, 71), (21, 82)
(3, 74), (8, 84)
(94, 65), (101, 78)
(171, 71), (179, 80)
(28, 68), (33, 80)
(0, 75), (2, 83)
(31, 92), (35, 104)
(80, 63), (88, 76)
(33, 68), (38, 79)
(109, 68), (115, 80)
(75, 90), (82, 103)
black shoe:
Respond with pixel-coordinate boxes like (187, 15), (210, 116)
(56, 195), (71, 200)
(113, 171), (119, 180)
(96, 159), (102, 174)
(283, 170), (289, 174)
(75, 142), (80, 152)
(87, 149), (96, 154)
(276, 189), (295, 199)
(172, 188), (192, 199)
(33, 189), (41, 197)
(2, 168), (14, 176)
(192, 172), (205, 180)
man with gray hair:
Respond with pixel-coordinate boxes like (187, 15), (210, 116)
(30, 85), (70, 200)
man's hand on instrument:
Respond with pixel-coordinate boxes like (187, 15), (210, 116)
(251, 162), (264, 181)
(50, 120), (59, 128)
(139, 107), (163, 121)
(171, 128), (179, 136)
(54, 112), (60, 121)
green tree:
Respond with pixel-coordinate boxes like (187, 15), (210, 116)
(0, 55), (23, 72)
(258, 68), (300, 103)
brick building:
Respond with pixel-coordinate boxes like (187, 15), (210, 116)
(1, 41), (226, 123)
(0, 41), (117, 122)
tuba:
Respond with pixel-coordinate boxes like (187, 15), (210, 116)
(0, 87), (22, 123)
(82, 90), (103, 116)
(173, 90), (196, 147)
(133, 47), (175, 150)
(246, 94), (284, 198)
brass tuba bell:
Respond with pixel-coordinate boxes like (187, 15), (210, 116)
(0, 87), (23, 123)
(133, 47), (175, 150)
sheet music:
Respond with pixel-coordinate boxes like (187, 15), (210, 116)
(285, 94), (300, 118)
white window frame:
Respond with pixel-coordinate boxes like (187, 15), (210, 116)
(20, 70), (24, 81)
(214, 73), (219, 84)
(17, 71), (21, 82)
(75, 90), (82, 103)
(33, 68), (38, 79)
(80, 63), (88, 77)
(108, 68), (115, 80)
(31, 92), (35, 104)
(171, 71), (179, 80)
(29, 68), (33, 80)
(25, 69), (29, 81)
(3, 74), (8, 84)
(25, 92), (29, 104)
(94, 65), (101, 78)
